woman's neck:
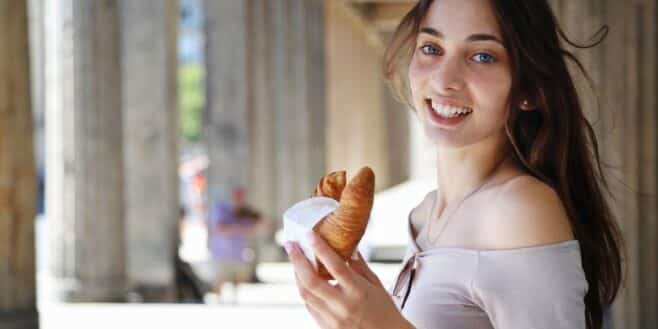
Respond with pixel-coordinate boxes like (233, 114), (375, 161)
(434, 138), (511, 206)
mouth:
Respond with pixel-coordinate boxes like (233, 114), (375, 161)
(425, 98), (473, 119)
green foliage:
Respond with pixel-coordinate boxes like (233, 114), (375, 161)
(178, 63), (205, 142)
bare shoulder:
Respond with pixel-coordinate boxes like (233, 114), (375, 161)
(480, 175), (575, 249)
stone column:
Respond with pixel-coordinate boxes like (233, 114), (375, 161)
(0, 1), (39, 327)
(266, 0), (327, 218)
(204, 1), (327, 262)
(243, 1), (281, 263)
(204, 0), (250, 206)
(28, 0), (45, 186)
(45, 0), (126, 302)
(119, 0), (179, 302)
(287, 0), (326, 202)
(326, 0), (391, 190)
(552, 1), (658, 328)
(243, 0), (328, 261)
(268, 0), (295, 221)
(382, 79), (410, 186)
(372, 33), (411, 186)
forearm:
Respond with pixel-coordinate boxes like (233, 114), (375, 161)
(398, 318), (416, 329)
(383, 313), (414, 329)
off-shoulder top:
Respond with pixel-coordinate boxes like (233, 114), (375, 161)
(388, 213), (589, 329)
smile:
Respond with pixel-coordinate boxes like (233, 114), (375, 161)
(425, 98), (473, 118)
(424, 98), (472, 126)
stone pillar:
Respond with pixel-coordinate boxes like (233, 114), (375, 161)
(382, 79), (410, 186)
(244, 1), (281, 263)
(204, 0), (250, 206)
(0, 1), (39, 327)
(268, 0), (295, 220)
(204, 1), (327, 262)
(204, 0), (327, 218)
(45, 0), (126, 302)
(119, 0), (179, 302)
(287, 0), (326, 202)
(267, 0), (327, 218)
(28, 0), (45, 186)
(552, 1), (658, 328)
(326, 0), (391, 190)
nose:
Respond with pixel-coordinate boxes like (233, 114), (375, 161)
(429, 56), (465, 93)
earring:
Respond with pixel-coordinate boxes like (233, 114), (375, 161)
(520, 100), (531, 110)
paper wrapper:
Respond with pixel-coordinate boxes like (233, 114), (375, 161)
(283, 196), (358, 271)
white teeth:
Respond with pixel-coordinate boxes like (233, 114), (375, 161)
(429, 99), (473, 117)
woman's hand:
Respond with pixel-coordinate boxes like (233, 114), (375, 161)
(285, 232), (414, 329)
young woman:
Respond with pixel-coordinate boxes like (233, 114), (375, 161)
(284, 1), (625, 328)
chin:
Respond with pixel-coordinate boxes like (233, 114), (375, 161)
(423, 125), (473, 149)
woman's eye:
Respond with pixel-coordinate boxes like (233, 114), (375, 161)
(472, 53), (495, 63)
(420, 44), (440, 56)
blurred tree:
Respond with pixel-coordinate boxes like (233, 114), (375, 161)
(179, 63), (204, 142)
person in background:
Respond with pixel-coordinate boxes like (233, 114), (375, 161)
(208, 187), (264, 304)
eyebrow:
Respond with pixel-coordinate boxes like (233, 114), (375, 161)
(419, 27), (505, 46)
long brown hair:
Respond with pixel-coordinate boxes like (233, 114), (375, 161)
(383, 1), (626, 329)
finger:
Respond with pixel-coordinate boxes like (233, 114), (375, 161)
(295, 274), (337, 329)
(286, 241), (340, 301)
(306, 300), (335, 329)
(294, 273), (329, 310)
(306, 231), (358, 291)
(348, 252), (382, 286)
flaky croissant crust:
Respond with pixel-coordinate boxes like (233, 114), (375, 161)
(312, 170), (346, 201)
(311, 167), (375, 280)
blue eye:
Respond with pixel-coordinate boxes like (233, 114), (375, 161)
(420, 44), (440, 55)
(472, 53), (495, 63)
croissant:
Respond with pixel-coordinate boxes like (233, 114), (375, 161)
(312, 170), (346, 201)
(312, 167), (375, 280)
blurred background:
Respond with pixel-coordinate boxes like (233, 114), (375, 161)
(0, 0), (655, 328)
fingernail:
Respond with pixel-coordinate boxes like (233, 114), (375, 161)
(305, 231), (317, 245)
(283, 241), (293, 255)
(351, 252), (359, 261)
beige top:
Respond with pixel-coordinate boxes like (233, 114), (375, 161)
(388, 213), (589, 329)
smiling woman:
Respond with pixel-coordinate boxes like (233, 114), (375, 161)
(286, 1), (625, 329)
(381, 1), (625, 329)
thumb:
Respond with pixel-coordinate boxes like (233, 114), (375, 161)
(348, 252), (381, 285)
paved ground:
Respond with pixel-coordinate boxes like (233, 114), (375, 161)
(38, 261), (402, 329)
(36, 217), (404, 329)
(35, 184), (404, 329)
(39, 302), (317, 329)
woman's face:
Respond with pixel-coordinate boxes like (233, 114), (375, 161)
(408, 0), (512, 149)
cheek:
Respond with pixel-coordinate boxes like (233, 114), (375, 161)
(468, 69), (512, 115)
(408, 58), (432, 104)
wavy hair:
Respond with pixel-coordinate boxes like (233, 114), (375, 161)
(383, 2), (626, 329)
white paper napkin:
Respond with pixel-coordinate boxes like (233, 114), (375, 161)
(282, 196), (340, 269)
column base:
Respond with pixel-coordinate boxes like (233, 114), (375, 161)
(49, 276), (127, 303)
(128, 284), (176, 303)
(0, 308), (39, 329)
